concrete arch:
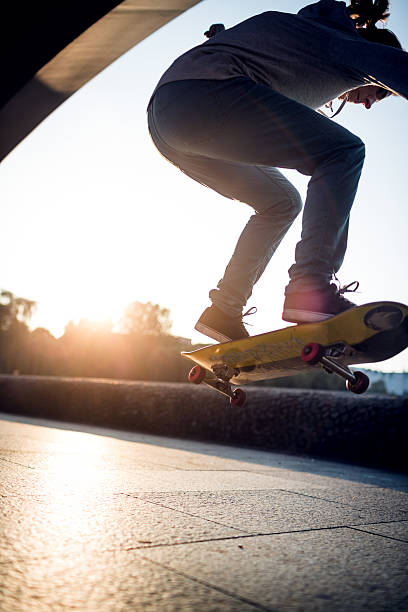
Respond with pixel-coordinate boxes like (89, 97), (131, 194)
(1, 0), (202, 162)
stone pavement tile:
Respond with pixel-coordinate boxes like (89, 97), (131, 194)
(119, 470), (301, 492)
(141, 528), (408, 612)
(282, 484), (408, 518)
(0, 550), (262, 612)
(0, 417), (270, 475)
(3, 416), (408, 490)
(0, 448), (184, 472)
(5, 415), (408, 490)
(1, 489), (242, 563)
(245, 462), (408, 489)
(0, 420), (185, 473)
(353, 521), (408, 542)
(135, 489), (405, 533)
(0, 455), (300, 495)
(61, 426), (408, 491)
(0, 417), (337, 492)
(0, 461), (47, 499)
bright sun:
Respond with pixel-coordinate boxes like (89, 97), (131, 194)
(30, 292), (125, 337)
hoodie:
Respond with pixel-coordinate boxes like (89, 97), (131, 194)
(151, 0), (407, 110)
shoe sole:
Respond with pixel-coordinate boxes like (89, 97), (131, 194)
(282, 309), (334, 324)
(194, 322), (233, 344)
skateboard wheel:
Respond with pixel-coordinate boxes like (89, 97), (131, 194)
(301, 342), (324, 365)
(346, 371), (370, 394)
(188, 365), (206, 385)
(230, 388), (247, 407)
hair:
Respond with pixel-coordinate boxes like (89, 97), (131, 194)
(204, 23), (225, 39)
(348, 0), (403, 49)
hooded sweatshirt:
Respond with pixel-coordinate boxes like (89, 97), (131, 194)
(151, 0), (407, 110)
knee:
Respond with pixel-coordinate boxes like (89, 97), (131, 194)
(348, 135), (366, 168)
(286, 185), (303, 219)
(261, 185), (303, 221)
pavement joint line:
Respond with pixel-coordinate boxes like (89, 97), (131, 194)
(0, 456), (35, 469)
(3, 525), (364, 570)
(278, 488), (358, 505)
(132, 551), (278, 612)
(118, 493), (252, 534)
(121, 489), (408, 519)
(3, 519), (407, 565)
(118, 493), (408, 533)
(278, 488), (408, 512)
(116, 524), (385, 553)
(353, 518), (408, 525)
(347, 525), (408, 543)
(4, 519), (405, 591)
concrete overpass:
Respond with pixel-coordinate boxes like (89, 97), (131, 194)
(1, 0), (203, 162)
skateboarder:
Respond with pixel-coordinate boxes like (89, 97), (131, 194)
(147, 0), (406, 342)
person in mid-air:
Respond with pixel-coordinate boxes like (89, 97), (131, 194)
(147, 0), (406, 343)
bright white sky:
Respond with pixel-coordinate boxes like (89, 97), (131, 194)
(1, 0), (407, 371)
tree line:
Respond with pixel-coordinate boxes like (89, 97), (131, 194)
(0, 289), (386, 392)
(0, 290), (194, 382)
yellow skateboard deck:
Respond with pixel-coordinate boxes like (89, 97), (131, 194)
(182, 302), (408, 399)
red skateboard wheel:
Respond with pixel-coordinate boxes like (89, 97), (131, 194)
(188, 365), (206, 384)
(230, 388), (247, 407)
(346, 371), (370, 394)
(301, 342), (324, 365)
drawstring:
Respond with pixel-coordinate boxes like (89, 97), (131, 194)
(325, 93), (349, 118)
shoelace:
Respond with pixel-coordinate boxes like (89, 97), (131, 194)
(331, 274), (360, 305)
(241, 306), (257, 327)
(339, 280), (360, 295)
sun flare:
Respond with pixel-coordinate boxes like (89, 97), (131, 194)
(30, 293), (125, 338)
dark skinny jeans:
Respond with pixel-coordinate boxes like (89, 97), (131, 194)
(147, 77), (365, 316)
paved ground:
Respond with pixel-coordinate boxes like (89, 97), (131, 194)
(1, 413), (407, 611)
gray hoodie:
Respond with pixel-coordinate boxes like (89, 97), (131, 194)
(151, 0), (407, 110)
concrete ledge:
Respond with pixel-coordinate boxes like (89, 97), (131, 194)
(0, 375), (407, 471)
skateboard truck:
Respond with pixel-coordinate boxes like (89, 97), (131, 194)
(188, 364), (247, 406)
(301, 342), (370, 394)
(188, 341), (370, 404)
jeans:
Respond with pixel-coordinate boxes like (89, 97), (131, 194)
(147, 77), (365, 317)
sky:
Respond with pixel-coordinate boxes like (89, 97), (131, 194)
(1, 0), (408, 372)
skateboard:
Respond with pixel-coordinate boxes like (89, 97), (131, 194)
(182, 301), (408, 406)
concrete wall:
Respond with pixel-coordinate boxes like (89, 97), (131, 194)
(1, 375), (407, 472)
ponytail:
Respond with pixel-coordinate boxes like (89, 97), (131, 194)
(348, 0), (403, 49)
(204, 23), (225, 39)
(348, 0), (390, 28)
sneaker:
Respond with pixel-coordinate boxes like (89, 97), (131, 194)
(282, 281), (359, 324)
(195, 305), (256, 343)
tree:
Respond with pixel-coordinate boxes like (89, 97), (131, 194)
(0, 290), (36, 373)
(27, 328), (61, 375)
(0, 289), (36, 332)
(120, 301), (172, 336)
